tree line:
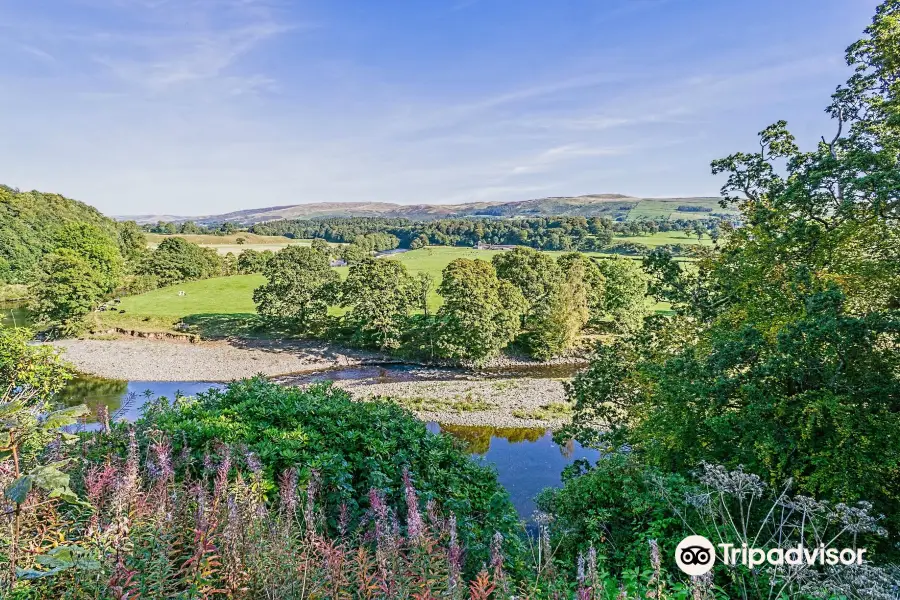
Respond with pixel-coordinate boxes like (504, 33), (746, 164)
(252, 245), (648, 361)
(249, 214), (723, 253)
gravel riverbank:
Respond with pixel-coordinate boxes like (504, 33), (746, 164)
(331, 377), (569, 429)
(49, 338), (389, 381)
(50, 337), (581, 428)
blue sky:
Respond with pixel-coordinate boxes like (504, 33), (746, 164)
(0, 0), (880, 216)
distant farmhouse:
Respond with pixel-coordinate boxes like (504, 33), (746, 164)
(475, 242), (517, 251)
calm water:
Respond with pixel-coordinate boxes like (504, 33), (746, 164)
(0, 303), (31, 329)
(59, 376), (597, 516)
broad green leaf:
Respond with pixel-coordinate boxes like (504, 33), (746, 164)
(16, 567), (67, 580)
(43, 404), (90, 429)
(31, 464), (70, 493)
(4, 475), (33, 504)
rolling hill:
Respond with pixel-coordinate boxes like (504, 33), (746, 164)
(119, 194), (733, 225)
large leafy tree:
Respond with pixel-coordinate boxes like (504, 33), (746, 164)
(524, 258), (590, 359)
(253, 245), (340, 331)
(341, 258), (416, 350)
(557, 252), (606, 320)
(116, 220), (147, 267)
(593, 258), (648, 331)
(29, 252), (105, 334)
(435, 258), (526, 362)
(492, 247), (563, 324)
(30, 223), (123, 333)
(54, 223), (123, 295)
(565, 0), (900, 546)
(139, 236), (223, 286)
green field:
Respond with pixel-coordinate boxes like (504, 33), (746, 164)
(613, 231), (715, 247)
(146, 233), (315, 255)
(104, 244), (699, 337)
(626, 198), (736, 221)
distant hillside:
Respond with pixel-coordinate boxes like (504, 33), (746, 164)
(120, 194), (732, 225)
(0, 185), (120, 284)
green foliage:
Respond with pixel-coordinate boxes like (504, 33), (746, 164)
(340, 243), (369, 264)
(0, 186), (119, 285)
(569, 292), (900, 544)
(594, 257), (648, 331)
(537, 455), (688, 574)
(539, 458), (894, 598)
(133, 378), (522, 566)
(435, 258), (526, 362)
(252, 245), (340, 331)
(27, 223), (124, 333)
(310, 237), (330, 255)
(523, 259), (590, 359)
(340, 258), (417, 349)
(29, 251), (106, 334)
(115, 221), (147, 267)
(55, 223), (123, 295)
(492, 247), (563, 321)
(0, 328), (88, 586)
(557, 252), (606, 318)
(567, 0), (900, 557)
(236, 247), (272, 274)
(138, 236), (223, 286)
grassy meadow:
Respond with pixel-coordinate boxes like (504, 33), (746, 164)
(102, 239), (701, 336)
(626, 198), (736, 221)
(145, 233), (315, 255)
(614, 230), (715, 246)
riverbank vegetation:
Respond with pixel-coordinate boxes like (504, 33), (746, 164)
(556, 0), (900, 577)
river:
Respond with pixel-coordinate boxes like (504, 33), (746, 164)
(1, 302), (30, 329)
(58, 375), (598, 517)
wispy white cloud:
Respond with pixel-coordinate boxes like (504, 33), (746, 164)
(0, 0), (870, 214)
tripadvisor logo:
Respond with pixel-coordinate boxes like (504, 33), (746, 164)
(675, 535), (716, 576)
(674, 535), (868, 575)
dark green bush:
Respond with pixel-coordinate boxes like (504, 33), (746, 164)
(536, 454), (689, 574)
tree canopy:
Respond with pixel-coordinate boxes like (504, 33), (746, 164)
(253, 245), (340, 331)
(564, 0), (900, 547)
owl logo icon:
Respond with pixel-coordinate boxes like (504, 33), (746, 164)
(675, 535), (716, 575)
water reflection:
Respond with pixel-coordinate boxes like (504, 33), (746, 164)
(0, 303), (31, 329)
(428, 423), (598, 517)
(57, 376), (222, 426)
(437, 423), (546, 454)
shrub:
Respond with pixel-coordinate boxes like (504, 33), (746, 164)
(536, 454), (689, 574)
(7, 430), (709, 599)
(103, 378), (523, 571)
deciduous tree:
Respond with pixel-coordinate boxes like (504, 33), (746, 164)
(341, 258), (416, 349)
(435, 259), (526, 362)
(253, 245), (340, 331)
